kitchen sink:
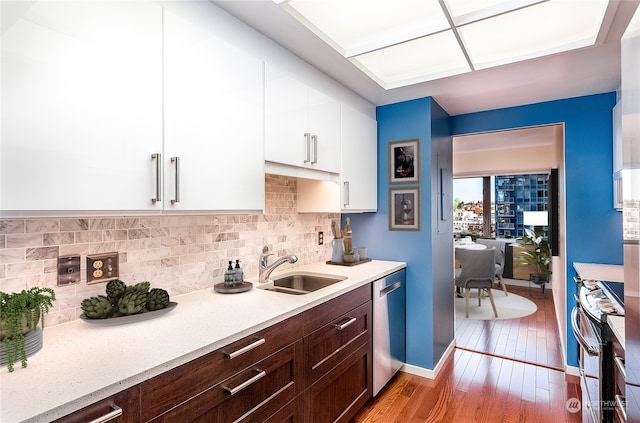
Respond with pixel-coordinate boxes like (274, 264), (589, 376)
(259, 273), (347, 295)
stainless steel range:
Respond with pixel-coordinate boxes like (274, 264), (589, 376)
(572, 278), (625, 423)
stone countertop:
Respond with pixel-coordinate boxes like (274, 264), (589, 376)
(573, 262), (624, 283)
(0, 259), (406, 423)
(608, 315), (625, 348)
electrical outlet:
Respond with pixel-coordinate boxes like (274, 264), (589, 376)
(318, 231), (324, 245)
(87, 252), (119, 284)
(57, 255), (81, 286)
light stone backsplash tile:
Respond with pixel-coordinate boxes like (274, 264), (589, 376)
(6, 233), (43, 248)
(0, 175), (337, 327)
(60, 219), (89, 232)
(26, 219), (59, 233)
(0, 219), (25, 234)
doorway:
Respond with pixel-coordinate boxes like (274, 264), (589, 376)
(452, 124), (566, 369)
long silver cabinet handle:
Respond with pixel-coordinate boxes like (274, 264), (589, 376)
(304, 133), (311, 163)
(224, 337), (266, 359)
(171, 156), (180, 204)
(151, 153), (162, 203)
(344, 181), (350, 207)
(615, 356), (626, 380)
(380, 281), (402, 297)
(334, 317), (356, 331)
(311, 134), (318, 164)
(615, 394), (627, 422)
(223, 369), (266, 396)
(87, 405), (123, 423)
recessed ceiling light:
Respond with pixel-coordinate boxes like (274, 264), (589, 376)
(350, 30), (470, 88)
(283, 0), (449, 57)
(274, 0), (612, 89)
(458, 0), (609, 69)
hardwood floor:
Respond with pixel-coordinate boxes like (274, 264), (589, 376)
(352, 283), (582, 422)
(455, 284), (564, 370)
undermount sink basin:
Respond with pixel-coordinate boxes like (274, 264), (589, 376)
(259, 273), (347, 295)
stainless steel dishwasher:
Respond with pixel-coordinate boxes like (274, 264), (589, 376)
(372, 268), (406, 396)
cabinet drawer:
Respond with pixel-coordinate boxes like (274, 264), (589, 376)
(304, 341), (372, 423)
(264, 395), (304, 423)
(53, 385), (140, 423)
(304, 301), (371, 385)
(613, 334), (625, 397)
(150, 340), (303, 423)
(303, 284), (371, 334)
(141, 316), (302, 421)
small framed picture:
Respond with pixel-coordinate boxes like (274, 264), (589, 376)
(389, 187), (420, 231)
(389, 139), (419, 184)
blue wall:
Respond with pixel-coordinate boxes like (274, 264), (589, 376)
(452, 92), (623, 367)
(346, 97), (455, 370)
(349, 92), (622, 372)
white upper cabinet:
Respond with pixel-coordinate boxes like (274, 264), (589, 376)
(1, 1), (163, 213)
(0, 1), (265, 216)
(341, 106), (378, 212)
(162, 4), (264, 212)
(622, 7), (640, 170)
(265, 64), (341, 174)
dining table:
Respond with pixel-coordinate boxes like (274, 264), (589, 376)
(454, 241), (487, 250)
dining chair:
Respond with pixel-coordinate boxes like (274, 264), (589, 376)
(455, 247), (499, 318)
(475, 238), (508, 296)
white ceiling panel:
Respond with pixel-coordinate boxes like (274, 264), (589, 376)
(212, 0), (640, 115)
(459, 0), (609, 69)
(285, 0), (449, 57)
(350, 30), (470, 88)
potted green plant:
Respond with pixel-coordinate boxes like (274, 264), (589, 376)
(0, 287), (56, 372)
(515, 228), (552, 292)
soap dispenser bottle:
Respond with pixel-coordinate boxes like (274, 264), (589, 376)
(234, 259), (243, 284)
(224, 261), (235, 286)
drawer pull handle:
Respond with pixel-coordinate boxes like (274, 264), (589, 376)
(615, 394), (627, 422)
(615, 356), (626, 380)
(225, 338), (266, 359)
(223, 369), (266, 396)
(334, 317), (356, 331)
(87, 405), (123, 423)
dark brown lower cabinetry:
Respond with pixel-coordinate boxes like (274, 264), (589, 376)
(148, 340), (303, 422)
(304, 341), (372, 423)
(56, 284), (375, 423)
(52, 385), (141, 423)
(264, 395), (304, 423)
(612, 332), (626, 423)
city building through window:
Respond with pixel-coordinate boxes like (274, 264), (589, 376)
(454, 173), (549, 239)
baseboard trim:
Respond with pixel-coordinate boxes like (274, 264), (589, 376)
(400, 339), (456, 380)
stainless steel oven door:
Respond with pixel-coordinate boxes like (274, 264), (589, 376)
(571, 306), (602, 423)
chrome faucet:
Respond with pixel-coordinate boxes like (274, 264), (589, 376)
(259, 246), (298, 282)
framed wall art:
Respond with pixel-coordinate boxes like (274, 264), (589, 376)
(389, 139), (419, 184)
(389, 187), (420, 231)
